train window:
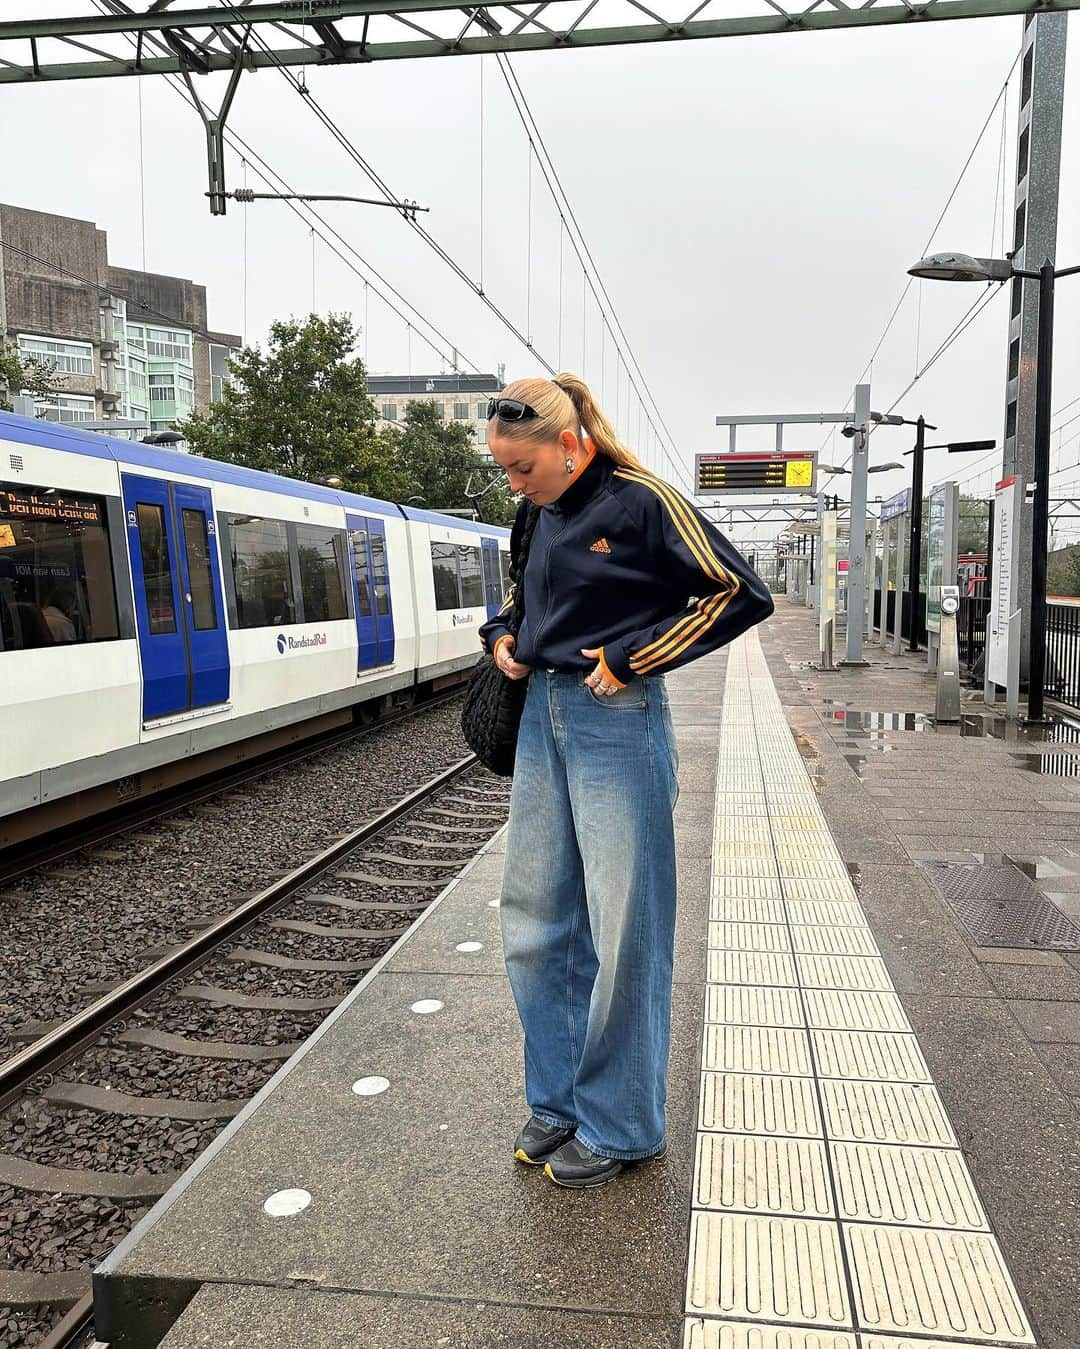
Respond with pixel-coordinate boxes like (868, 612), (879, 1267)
(136, 503), (177, 635)
(458, 545), (484, 607)
(296, 523), (348, 622)
(0, 482), (120, 652)
(351, 528), (372, 617)
(225, 515), (296, 629)
(500, 552), (512, 592)
(370, 531), (389, 616)
(181, 508), (217, 631)
(430, 542), (459, 610)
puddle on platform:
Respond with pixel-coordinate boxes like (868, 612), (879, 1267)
(1010, 753), (1080, 777)
(992, 852), (1080, 881)
(825, 711), (932, 733)
(960, 715), (1080, 744)
(822, 708), (1080, 744)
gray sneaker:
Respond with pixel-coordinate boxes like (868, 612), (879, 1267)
(514, 1115), (576, 1165)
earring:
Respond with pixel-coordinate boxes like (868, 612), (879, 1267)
(565, 457), (575, 474)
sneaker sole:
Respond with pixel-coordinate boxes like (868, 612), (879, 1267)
(514, 1147), (550, 1166)
(543, 1160), (624, 1188)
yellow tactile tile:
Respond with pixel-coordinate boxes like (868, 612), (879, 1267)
(831, 1141), (988, 1230)
(703, 1025), (813, 1077)
(708, 951), (798, 987)
(699, 1072), (822, 1138)
(686, 1212), (851, 1328)
(682, 1325), (856, 1349)
(844, 1224), (1035, 1343)
(706, 984), (804, 1028)
(778, 858), (853, 882)
(859, 1338), (1009, 1349)
(820, 1080), (957, 1147)
(802, 991), (911, 1034)
(795, 955), (895, 992)
(712, 875), (783, 900)
(811, 1030), (931, 1083)
(783, 900), (870, 928)
(773, 838), (841, 862)
(782, 878), (859, 903)
(710, 897), (789, 924)
(710, 922), (793, 953)
(693, 1133), (833, 1218)
(790, 925), (879, 957)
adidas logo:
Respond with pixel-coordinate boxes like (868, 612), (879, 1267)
(589, 537), (612, 554)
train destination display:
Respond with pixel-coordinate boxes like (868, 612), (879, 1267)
(695, 452), (817, 495)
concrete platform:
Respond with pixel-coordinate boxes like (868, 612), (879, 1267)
(96, 633), (1047, 1349)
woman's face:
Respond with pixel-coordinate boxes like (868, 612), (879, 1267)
(488, 428), (579, 507)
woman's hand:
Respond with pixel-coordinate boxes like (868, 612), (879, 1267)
(494, 636), (532, 681)
(581, 647), (619, 696)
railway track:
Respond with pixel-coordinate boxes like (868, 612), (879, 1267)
(0, 755), (511, 1349)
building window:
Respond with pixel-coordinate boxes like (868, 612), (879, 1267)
(149, 374), (175, 402)
(382, 403), (398, 422)
(17, 334), (93, 376)
(0, 482), (120, 651)
(127, 324), (146, 352)
(224, 515), (296, 629)
(476, 402), (488, 420)
(454, 402), (469, 420)
(296, 523), (348, 622)
(146, 326), (192, 360)
(430, 542), (459, 610)
(128, 357), (148, 394)
(34, 393), (95, 424)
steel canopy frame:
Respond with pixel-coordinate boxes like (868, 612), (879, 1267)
(1, 1), (1079, 81)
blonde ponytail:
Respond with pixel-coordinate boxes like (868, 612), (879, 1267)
(489, 372), (647, 471)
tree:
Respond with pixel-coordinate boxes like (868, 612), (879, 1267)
(0, 340), (60, 412)
(182, 314), (412, 503)
(395, 399), (516, 524)
(1047, 544), (1080, 598)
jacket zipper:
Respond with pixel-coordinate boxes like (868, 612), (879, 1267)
(527, 514), (567, 655)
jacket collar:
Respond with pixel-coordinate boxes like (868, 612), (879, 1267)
(548, 441), (608, 515)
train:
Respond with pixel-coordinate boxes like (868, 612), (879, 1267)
(0, 410), (510, 841)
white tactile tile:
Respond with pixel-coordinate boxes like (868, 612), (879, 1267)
(706, 984), (804, 1028)
(686, 1212), (851, 1328)
(831, 1141), (988, 1230)
(784, 901), (871, 928)
(795, 955), (895, 992)
(773, 838), (841, 861)
(782, 879), (859, 903)
(790, 925), (880, 957)
(703, 1025), (813, 1077)
(844, 1224), (1035, 1343)
(708, 950), (798, 987)
(802, 991), (912, 1034)
(811, 1030), (932, 1083)
(694, 1133), (833, 1218)
(712, 875), (783, 900)
(710, 897), (789, 923)
(858, 1339), (1009, 1349)
(820, 1080), (958, 1146)
(682, 1323), (857, 1349)
(778, 858), (853, 881)
(710, 922), (793, 953)
(699, 1072), (822, 1137)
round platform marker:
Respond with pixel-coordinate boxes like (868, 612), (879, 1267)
(487, 899), (500, 908)
(455, 941), (483, 953)
(262, 1188), (311, 1218)
(352, 1075), (390, 1097)
(410, 998), (444, 1014)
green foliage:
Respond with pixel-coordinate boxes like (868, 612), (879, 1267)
(181, 313), (514, 522)
(0, 340), (61, 412)
(1047, 545), (1080, 598)
(395, 400), (516, 525)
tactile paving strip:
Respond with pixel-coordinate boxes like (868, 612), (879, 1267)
(685, 632), (1033, 1349)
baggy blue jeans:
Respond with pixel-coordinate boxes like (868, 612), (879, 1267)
(500, 670), (680, 1161)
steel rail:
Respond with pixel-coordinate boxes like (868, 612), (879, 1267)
(0, 752), (479, 1112)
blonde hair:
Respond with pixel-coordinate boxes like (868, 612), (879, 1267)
(491, 372), (646, 471)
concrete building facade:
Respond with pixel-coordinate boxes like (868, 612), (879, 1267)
(367, 371), (505, 460)
(0, 203), (240, 444)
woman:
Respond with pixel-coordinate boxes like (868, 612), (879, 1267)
(479, 373), (773, 1189)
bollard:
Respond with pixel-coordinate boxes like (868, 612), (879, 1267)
(935, 586), (962, 723)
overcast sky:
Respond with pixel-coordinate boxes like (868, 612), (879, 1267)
(3, 6), (1078, 547)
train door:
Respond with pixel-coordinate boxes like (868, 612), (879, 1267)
(347, 512), (395, 670)
(122, 474), (230, 722)
(481, 538), (503, 618)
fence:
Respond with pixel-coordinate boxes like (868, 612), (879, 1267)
(1046, 602), (1080, 711)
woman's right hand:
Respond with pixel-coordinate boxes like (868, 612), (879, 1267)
(494, 636), (532, 681)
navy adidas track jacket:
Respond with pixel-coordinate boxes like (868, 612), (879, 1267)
(477, 447), (773, 686)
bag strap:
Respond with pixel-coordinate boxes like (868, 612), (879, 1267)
(507, 504), (539, 637)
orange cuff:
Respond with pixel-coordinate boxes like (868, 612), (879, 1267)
(598, 647), (627, 689)
(492, 633), (514, 661)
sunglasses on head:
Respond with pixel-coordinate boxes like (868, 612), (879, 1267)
(487, 397), (539, 423)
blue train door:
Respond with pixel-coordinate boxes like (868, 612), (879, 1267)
(481, 538), (503, 618)
(123, 474), (230, 721)
(347, 513), (395, 670)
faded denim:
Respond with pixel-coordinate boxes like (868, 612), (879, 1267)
(499, 670), (679, 1161)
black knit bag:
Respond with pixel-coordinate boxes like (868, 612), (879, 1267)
(461, 505), (540, 776)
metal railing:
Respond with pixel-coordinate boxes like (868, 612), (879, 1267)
(959, 595), (990, 671)
(1046, 602), (1080, 710)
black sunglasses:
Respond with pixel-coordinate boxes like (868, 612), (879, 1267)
(487, 397), (539, 423)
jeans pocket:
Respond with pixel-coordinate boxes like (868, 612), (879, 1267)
(585, 681), (646, 709)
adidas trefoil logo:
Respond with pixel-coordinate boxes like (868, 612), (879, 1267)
(589, 537), (612, 554)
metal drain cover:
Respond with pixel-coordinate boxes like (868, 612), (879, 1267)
(919, 859), (1080, 950)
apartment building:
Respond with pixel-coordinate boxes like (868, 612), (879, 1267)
(367, 371), (505, 459)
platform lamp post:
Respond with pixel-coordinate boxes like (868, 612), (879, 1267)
(908, 251), (1080, 719)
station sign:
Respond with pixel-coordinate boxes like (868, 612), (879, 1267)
(695, 451), (817, 495)
(987, 475), (1020, 687)
(880, 488), (909, 523)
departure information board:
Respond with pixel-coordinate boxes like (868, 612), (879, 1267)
(695, 452), (817, 495)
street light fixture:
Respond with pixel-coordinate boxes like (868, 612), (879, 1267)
(908, 249), (1080, 719)
(818, 462), (905, 475)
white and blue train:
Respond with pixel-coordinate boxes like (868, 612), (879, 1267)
(0, 411), (510, 838)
